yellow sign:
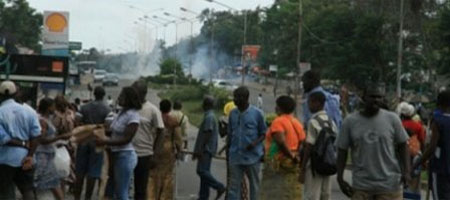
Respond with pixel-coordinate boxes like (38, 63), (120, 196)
(45, 13), (68, 32)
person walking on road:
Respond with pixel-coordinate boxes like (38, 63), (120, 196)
(53, 95), (75, 134)
(193, 96), (226, 200)
(257, 93), (263, 110)
(34, 98), (72, 200)
(397, 102), (425, 199)
(413, 90), (450, 199)
(147, 99), (182, 200)
(97, 86), (141, 200)
(302, 70), (342, 129)
(0, 81), (41, 200)
(227, 86), (267, 200)
(299, 92), (337, 200)
(131, 80), (165, 200)
(171, 101), (189, 149)
(336, 83), (411, 200)
(261, 95), (305, 200)
(74, 86), (111, 200)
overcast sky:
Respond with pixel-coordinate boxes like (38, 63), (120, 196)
(27, 0), (274, 53)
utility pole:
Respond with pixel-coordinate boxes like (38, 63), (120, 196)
(241, 11), (248, 86)
(209, 11), (215, 84)
(295, 0), (303, 113)
(396, 0), (405, 99)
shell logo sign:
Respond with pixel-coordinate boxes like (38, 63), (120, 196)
(45, 13), (68, 33)
(42, 11), (69, 51)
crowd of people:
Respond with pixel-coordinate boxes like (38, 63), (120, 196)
(0, 69), (449, 200)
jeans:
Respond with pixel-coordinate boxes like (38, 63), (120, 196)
(134, 155), (152, 200)
(227, 162), (261, 200)
(196, 153), (225, 200)
(75, 142), (104, 178)
(105, 151), (138, 200)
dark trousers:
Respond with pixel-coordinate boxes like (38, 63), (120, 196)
(196, 153), (225, 200)
(134, 155), (152, 200)
(431, 171), (450, 200)
(0, 164), (34, 200)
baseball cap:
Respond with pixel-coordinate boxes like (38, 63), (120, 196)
(0, 81), (17, 95)
(397, 102), (415, 117)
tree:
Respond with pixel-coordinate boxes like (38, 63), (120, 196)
(0, 0), (43, 52)
(159, 58), (184, 77)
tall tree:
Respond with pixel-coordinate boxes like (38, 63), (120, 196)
(0, 0), (43, 52)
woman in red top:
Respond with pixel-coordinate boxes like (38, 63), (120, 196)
(261, 95), (306, 200)
(399, 102), (425, 197)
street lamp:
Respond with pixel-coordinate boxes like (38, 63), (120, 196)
(127, 6), (164, 16)
(204, 0), (248, 85)
(180, 7), (200, 16)
(165, 12), (198, 79)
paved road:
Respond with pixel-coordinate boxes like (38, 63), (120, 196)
(65, 79), (350, 200)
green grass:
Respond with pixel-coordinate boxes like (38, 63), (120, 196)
(157, 85), (224, 127)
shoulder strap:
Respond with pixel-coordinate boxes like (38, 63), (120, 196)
(314, 115), (331, 130)
(179, 114), (185, 127)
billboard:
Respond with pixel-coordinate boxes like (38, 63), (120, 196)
(42, 11), (69, 52)
(242, 45), (261, 62)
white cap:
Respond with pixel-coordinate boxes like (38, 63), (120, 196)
(0, 81), (17, 95)
(397, 102), (415, 117)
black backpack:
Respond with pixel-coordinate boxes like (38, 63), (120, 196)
(310, 117), (338, 176)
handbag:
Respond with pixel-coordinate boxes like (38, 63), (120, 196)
(53, 146), (71, 178)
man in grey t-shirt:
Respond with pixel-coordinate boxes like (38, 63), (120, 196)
(74, 86), (111, 200)
(336, 83), (410, 200)
(131, 80), (165, 200)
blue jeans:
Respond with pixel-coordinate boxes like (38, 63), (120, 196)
(227, 162), (261, 200)
(196, 153), (225, 200)
(105, 151), (137, 200)
(75, 142), (104, 178)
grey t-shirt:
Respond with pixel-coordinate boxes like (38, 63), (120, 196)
(80, 100), (111, 124)
(336, 109), (408, 193)
(132, 101), (165, 157)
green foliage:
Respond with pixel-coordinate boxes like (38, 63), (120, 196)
(265, 113), (277, 126)
(159, 58), (184, 77)
(437, 3), (450, 75)
(146, 75), (200, 85)
(0, 0), (42, 52)
(158, 85), (231, 127)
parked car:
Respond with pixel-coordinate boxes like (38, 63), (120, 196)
(213, 80), (238, 91)
(94, 69), (107, 82)
(102, 73), (119, 86)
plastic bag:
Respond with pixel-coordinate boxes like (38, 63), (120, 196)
(53, 146), (71, 178)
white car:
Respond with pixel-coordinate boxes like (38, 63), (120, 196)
(214, 80), (238, 91)
(94, 70), (107, 82)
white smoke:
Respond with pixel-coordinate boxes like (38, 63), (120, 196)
(120, 40), (162, 79)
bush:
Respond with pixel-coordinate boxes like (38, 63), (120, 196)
(208, 87), (231, 110)
(146, 75), (202, 85)
(159, 58), (184, 77)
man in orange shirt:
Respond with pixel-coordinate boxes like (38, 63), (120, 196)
(261, 95), (306, 200)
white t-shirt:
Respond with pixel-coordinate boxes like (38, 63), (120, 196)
(132, 101), (165, 157)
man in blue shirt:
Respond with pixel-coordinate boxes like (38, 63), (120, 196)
(194, 96), (226, 200)
(414, 90), (450, 199)
(0, 81), (41, 200)
(227, 86), (267, 200)
(302, 70), (342, 129)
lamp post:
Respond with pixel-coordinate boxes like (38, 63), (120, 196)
(204, 0), (248, 85)
(180, 7), (201, 78)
